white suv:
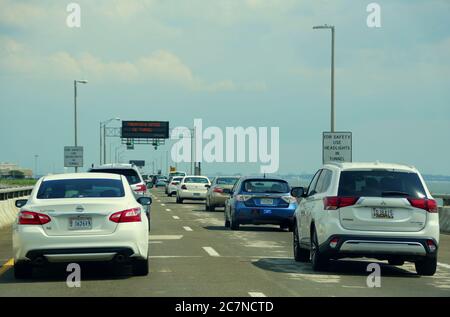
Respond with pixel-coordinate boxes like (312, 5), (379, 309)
(291, 162), (439, 276)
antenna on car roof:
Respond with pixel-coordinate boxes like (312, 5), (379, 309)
(263, 173), (266, 178)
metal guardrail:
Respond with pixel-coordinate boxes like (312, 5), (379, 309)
(0, 186), (34, 201)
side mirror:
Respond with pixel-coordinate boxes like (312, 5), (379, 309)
(222, 188), (231, 194)
(291, 187), (305, 199)
(15, 199), (28, 208)
(137, 197), (152, 206)
(205, 184), (211, 188)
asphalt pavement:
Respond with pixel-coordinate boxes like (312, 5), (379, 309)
(0, 188), (449, 296)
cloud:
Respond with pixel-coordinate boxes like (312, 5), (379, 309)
(0, 37), (265, 92)
(0, 0), (47, 28)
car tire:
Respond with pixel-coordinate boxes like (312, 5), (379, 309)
(205, 200), (211, 211)
(176, 196), (183, 204)
(310, 228), (329, 271)
(14, 261), (33, 279)
(210, 204), (215, 212)
(230, 214), (240, 230)
(280, 224), (288, 231)
(294, 224), (309, 262)
(132, 258), (149, 276)
(225, 217), (230, 228)
(415, 257), (437, 276)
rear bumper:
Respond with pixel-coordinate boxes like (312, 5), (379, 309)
(210, 194), (230, 206)
(178, 191), (207, 200)
(25, 247), (135, 263)
(13, 223), (148, 262)
(319, 235), (438, 261)
(235, 205), (296, 226)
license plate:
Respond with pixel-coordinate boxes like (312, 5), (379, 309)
(372, 208), (394, 219)
(193, 193), (201, 196)
(260, 198), (274, 205)
(69, 217), (92, 230)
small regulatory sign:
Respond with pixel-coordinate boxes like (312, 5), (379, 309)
(323, 132), (352, 164)
(64, 146), (83, 167)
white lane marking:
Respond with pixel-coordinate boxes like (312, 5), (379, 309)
(438, 262), (450, 270)
(203, 246), (220, 257)
(183, 226), (193, 232)
(149, 235), (183, 240)
(166, 208), (172, 211)
(149, 241), (163, 244)
(161, 203), (166, 206)
(248, 292), (267, 297)
(173, 216), (180, 220)
(341, 285), (366, 289)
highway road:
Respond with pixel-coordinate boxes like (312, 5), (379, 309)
(0, 188), (449, 297)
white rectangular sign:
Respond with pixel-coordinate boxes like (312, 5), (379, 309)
(323, 132), (352, 164)
(64, 146), (83, 167)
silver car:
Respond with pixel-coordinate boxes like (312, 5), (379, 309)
(205, 176), (240, 211)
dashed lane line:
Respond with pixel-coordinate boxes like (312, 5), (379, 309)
(173, 216), (180, 220)
(183, 226), (193, 232)
(202, 247), (220, 257)
(248, 292), (267, 297)
(166, 209), (172, 212)
(438, 262), (450, 270)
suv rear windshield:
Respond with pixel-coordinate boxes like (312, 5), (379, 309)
(184, 177), (209, 184)
(91, 168), (141, 185)
(338, 170), (426, 198)
(242, 180), (289, 194)
(37, 179), (125, 199)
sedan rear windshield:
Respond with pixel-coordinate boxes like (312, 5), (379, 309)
(216, 177), (239, 185)
(184, 177), (209, 184)
(90, 168), (141, 185)
(242, 180), (290, 194)
(37, 179), (125, 199)
(338, 170), (426, 198)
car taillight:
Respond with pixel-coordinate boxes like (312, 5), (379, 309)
(18, 211), (51, 225)
(135, 184), (147, 193)
(323, 196), (359, 210)
(281, 195), (297, 204)
(426, 239), (437, 252)
(213, 187), (224, 193)
(109, 208), (141, 223)
(329, 237), (339, 248)
(235, 195), (252, 202)
(181, 184), (187, 190)
(407, 198), (438, 213)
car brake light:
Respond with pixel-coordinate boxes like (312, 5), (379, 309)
(213, 187), (224, 193)
(18, 211), (51, 225)
(235, 195), (252, 202)
(181, 184), (187, 190)
(135, 184), (147, 193)
(109, 208), (141, 223)
(323, 196), (359, 210)
(408, 198), (437, 213)
(281, 195), (297, 204)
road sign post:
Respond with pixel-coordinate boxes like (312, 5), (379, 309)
(322, 132), (352, 164)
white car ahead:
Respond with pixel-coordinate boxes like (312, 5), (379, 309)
(167, 176), (183, 197)
(12, 173), (151, 279)
(292, 162), (439, 276)
(176, 176), (211, 203)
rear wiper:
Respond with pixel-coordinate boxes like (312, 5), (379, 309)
(381, 191), (410, 197)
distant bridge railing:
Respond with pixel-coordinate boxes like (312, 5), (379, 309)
(0, 186), (34, 201)
(433, 194), (450, 207)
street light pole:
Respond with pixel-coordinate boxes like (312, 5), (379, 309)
(74, 79), (88, 172)
(34, 155), (39, 179)
(313, 25), (335, 132)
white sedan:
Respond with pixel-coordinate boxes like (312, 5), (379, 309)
(176, 176), (211, 203)
(12, 173), (151, 279)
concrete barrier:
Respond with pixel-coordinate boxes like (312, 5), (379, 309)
(0, 198), (19, 230)
(439, 207), (450, 234)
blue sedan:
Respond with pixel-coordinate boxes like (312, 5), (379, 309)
(224, 177), (298, 231)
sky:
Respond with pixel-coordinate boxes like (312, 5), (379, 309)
(0, 0), (449, 176)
